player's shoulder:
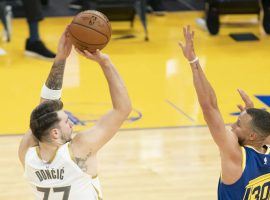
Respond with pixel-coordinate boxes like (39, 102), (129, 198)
(23, 145), (39, 167)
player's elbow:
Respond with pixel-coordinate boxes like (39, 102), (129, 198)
(119, 103), (132, 118)
(114, 102), (131, 120)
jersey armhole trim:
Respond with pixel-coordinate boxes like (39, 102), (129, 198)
(68, 142), (75, 162)
(23, 147), (32, 176)
(241, 146), (246, 172)
(265, 145), (270, 154)
(92, 183), (103, 200)
(220, 147), (246, 179)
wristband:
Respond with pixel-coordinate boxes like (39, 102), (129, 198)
(40, 84), (62, 100)
(189, 57), (199, 64)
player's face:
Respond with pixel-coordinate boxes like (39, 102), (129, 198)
(231, 111), (253, 146)
(57, 110), (73, 143)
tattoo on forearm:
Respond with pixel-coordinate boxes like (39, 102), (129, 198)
(194, 63), (199, 70)
(74, 152), (91, 173)
(45, 60), (66, 90)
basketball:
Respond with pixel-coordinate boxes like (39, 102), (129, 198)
(68, 10), (112, 53)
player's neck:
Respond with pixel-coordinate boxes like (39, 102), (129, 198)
(38, 142), (60, 163)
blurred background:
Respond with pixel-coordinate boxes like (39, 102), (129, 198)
(0, 0), (269, 199)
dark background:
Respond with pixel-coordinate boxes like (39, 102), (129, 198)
(12, 0), (204, 18)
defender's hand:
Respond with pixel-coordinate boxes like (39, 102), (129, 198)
(237, 89), (254, 112)
(178, 25), (197, 61)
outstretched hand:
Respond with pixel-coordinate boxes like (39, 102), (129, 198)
(56, 25), (73, 60)
(178, 25), (197, 61)
(75, 48), (110, 65)
(237, 89), (254, 112)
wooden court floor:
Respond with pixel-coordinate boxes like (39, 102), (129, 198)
(0, 11), (270, 199)
(0, 128), (220, 200)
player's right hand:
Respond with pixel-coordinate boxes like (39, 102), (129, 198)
(56, 26), (72, 60)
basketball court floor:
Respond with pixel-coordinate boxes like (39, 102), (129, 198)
(0, 11), (269, 199)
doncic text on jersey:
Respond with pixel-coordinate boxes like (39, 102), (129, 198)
(35, 167), (64, 182)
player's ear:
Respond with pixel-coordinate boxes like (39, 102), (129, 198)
(50, 128), (60, 140)
(249, 132), (257, 141)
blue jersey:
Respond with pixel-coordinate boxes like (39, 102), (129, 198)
(218, 145), (270, 200)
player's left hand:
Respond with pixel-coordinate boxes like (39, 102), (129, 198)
(237, 89), (254, 112)
(75, 48), (111, 65)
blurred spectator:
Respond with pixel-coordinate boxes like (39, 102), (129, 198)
(68, 0), (165, 13)
(147, 0), (164, 12)
(69, 0), (86, 10)
(22, 0), (55, 60)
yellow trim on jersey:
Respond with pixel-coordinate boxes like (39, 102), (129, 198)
(265, 145), (270, 154)
(245, 173), (270, 187)
(35, 147), (40, 158)
(35, 146), (59, 164)
(92, 183), (103, 200)
(68, 142), (75, 162)
(92, 174), (98, 179)
(220, 172), (222, 180)
(241, 147), (246, 172)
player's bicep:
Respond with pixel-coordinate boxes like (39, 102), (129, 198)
(203, 108), (243, 183)
(219, 145), (244, 184)
(72, 110), (127, 155)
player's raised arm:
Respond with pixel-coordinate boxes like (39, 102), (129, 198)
(18, 27), (72, 166)
(178, 26), (242, 184)
(71, 49), (132, 156)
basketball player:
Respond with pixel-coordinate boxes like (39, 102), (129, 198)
(179, 25), (270, 199)
(18, 27), (132, 200)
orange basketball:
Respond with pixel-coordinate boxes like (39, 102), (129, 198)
(69, 10), (111, 53)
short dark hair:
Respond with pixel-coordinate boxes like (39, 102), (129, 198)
(30, 100), (63, 142)
(246, 108), (270, 138)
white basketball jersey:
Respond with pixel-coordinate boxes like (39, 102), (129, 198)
(24, 142), (102, 200)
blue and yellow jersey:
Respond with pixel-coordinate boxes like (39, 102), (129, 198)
(218, 145), (270, 200)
